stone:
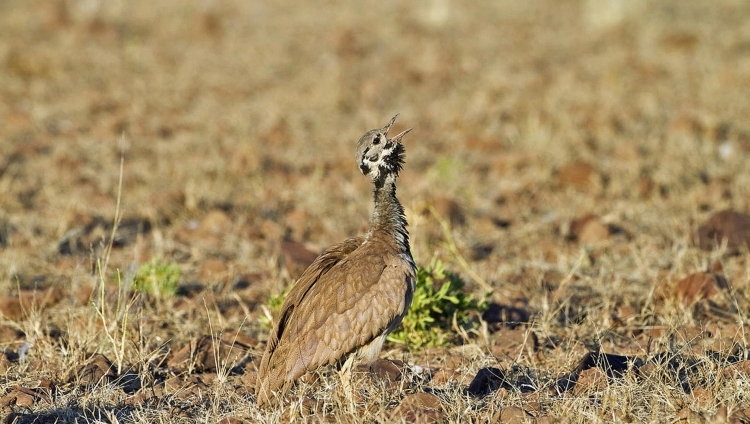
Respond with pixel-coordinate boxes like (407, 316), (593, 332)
(280, 240), (319, 280)
(557, 161), (599, 191)
(569, 214), (610, 244)
(389, 393), (445, 423)
(76, 354), (116, 385)
(572, 367), (607, 396)
(492, 406), (530, 424)
(697, 210), (750, 251)
(673, 272), (728, 306)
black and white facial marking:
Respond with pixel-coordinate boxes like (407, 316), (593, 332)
(355, 114), (412, 184)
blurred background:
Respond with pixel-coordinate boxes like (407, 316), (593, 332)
(1, 0), (749, 299)
(2, 1), (750, 420)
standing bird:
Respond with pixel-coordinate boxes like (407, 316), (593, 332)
(256, 115), (416, 407)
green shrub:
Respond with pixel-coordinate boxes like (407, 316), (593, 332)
(132, 259), (180, 297)
(387, 258), (485, 348)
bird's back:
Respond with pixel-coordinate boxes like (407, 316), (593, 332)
(255, 233), (414, 406)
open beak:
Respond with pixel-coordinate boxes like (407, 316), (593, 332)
(383, 114), (412, 143)
(389, 127), (412, 143)
(382, 114), (399, 135)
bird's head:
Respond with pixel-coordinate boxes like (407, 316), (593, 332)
(355, 114), (412, 184)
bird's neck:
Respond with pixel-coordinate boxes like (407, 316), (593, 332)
(368, 175), (410, 253)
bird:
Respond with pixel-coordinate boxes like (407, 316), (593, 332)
(255, 114), (416, 407)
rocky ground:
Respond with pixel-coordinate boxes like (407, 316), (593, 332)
(1, 0), (750, 422)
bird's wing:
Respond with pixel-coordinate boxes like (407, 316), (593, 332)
(256, 236), (364, 404)
(278, 236), (365, 312)
(255, 237), (415, 406)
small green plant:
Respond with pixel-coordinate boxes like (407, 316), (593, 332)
(387, 257), (486, 348)
(132, 259), (180, 297)
(259, 290), (287, 329)
(430, 156), (464, 183)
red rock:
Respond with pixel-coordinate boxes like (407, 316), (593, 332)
(615, 305), (638, 324)
(217, 417), (245, 424)
(258, 218), (285, 241)
(0, 325), (24, 343)
(572, 367), (607, 396)
(402, 392), (441, 409)
(0, 354), (13, 373)
(125, 391), (153, 406)
(430, 368), (460, 385)
(240, 362), (258, 390)
(284, 208), (310, 240)
(673, 272), (728, 306)
(557, 160), (599, 190)
(164, 376), (185, 393)
(569, 214), (610, 244)
(659, 31), (700, 51)
(200, 210), (233, 234)
(721, 360), (750, 379)
(150, 190), (185, 219)
(164, 374), (217, 400)
(489, 328), (536, 357)
(200, 259), (229, 283)
(522, 398), (543, 417)
(428, 197), (466, 227)
(493, 406), (530, 424)
(197, 12), (222, 37)
(389, 393), (444, 423)
(537, 239), (560, 262)
(612, 143), (640, 162)
(705, 121), (732, 142)
(483, 302), (531, 332)
(697, 210), (750, 251)
(176, 210), (233, 249)
(442, 355), (463, 370)
(676, 406), (702, 422)
(706, 336), (743, 356)
(729, 408), (750, 423)
(491, 152), (529, 174)
(0, 387), (37, 408)
(6, 111), (32, 129)
(465, 137), (501, 153)
(0, 288), (64, 320)
(690, 387), (712, 410)
(280, 240), (319, 280)
(221, 330), (257, 349)
(76, 354), (115, 385)
(638, 176), (655, 198)
(708, 261), (724, 273)
(29, 377), (54, 397)
(367, 358), (402, 384)
(75, 285), (94, 305)
(668, 114), (703, 136)
(167, 334), (248, 372)
(578, 219), (610, 244)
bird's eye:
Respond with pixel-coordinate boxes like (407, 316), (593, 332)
(373, 135), (381, 145)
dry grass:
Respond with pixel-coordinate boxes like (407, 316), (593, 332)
(1, 0), (750, 422)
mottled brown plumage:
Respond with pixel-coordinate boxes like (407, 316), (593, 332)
(256, 115), (416, 406)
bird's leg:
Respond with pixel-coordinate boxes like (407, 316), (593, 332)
(338, 354), (357, 410)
